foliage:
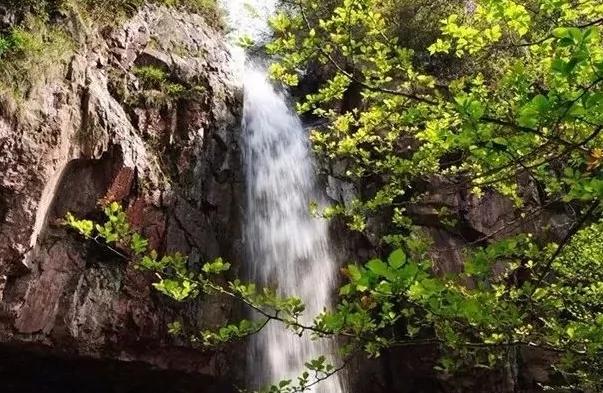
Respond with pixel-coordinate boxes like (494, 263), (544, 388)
(0, 0), (225, 28)
(0, 0), (223, 103)
(158, 0), (224, 29)
(261, 0), (603, 390)
(65, 199), (603, 391)
(0, 16), (72, 98)
(64, 201), (355, 391)
(132, 65), (170, 87)
(129, 65), (198, 109)
(70, 0), (225, 30)
(64, 202), (311, 346)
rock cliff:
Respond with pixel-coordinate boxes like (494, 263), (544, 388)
(0, 5), (244, 391)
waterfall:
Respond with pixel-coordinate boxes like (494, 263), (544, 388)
(243, 69), (346, 393)
(218, 1), (347, 392)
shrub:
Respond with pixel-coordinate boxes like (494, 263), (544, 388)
(0, 0), (223, 106)
(0, 15), (72, 98)
(130, 65), (189, 109)
(158, 0), (225, 30)
(132, 65), (169, 89)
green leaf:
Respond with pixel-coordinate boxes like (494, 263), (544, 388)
(339, 283), (352, 296)
(108, 201), (120, 214)
(167, 321), (182, 334)
(348, 264), (362, 280)
(387, 249), (406, 269)
(236, 34), (255, 49)
(366, 258), (390, 278)
(518, 106), (539, 128)
(408, 282), (424, 299)
(564, 57), (579, 74)
(583, 27), (598, 42)
(586, 93), (603, 109)
(131, 232), (148, 255)
(531, 94), (551, 112)
(568, 27), (582, 41)
(468, 100), (485, 121)
(532, 287), (547, 300)
(552, 27), (571, 39)
(567, 326), (576, 339)
(551, 58), (568, 74)
(459, 298), (481, 319)
(557, 36), (574, 47)
(400, 263), (419, 282)
(492, 137), (508, 146)
(279, 380), (291, 388)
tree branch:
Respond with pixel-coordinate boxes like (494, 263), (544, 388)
(531, 201), (600, 294)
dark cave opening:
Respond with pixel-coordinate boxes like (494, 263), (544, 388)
(0, 344), (227, 393)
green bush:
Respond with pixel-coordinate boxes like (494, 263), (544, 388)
(132, 65), (169, 88)
(158, 0), (225, 29)
(0, 15), (72, 98)
(0, 0), (224, 32)
(0, 0), (223, 102)
(130, 65), (189, 109)
(0, 28), (44, 56)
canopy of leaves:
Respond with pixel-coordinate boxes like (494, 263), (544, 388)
(265, 0), (603, 390)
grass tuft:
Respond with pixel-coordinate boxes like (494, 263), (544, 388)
(129, 65), (189, 109)
(0, 14), (73, 100)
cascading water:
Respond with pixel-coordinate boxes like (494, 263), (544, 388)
(243, 70), (346, 393)
(218, 1), (347, 392)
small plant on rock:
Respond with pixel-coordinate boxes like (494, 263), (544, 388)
(130, 65), (188, 109)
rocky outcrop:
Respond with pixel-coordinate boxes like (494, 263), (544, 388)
(0, 5), (244, 389)
(328, 170), (571, 392)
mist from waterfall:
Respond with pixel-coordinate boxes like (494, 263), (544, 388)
(218, 1), (347, 392)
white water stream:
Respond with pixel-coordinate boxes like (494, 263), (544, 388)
(218, 1), (347, 392)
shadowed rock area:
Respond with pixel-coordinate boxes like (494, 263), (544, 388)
(0, 343), (236, 393)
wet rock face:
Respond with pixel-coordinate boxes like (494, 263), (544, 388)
(0, 4), (243, 383)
